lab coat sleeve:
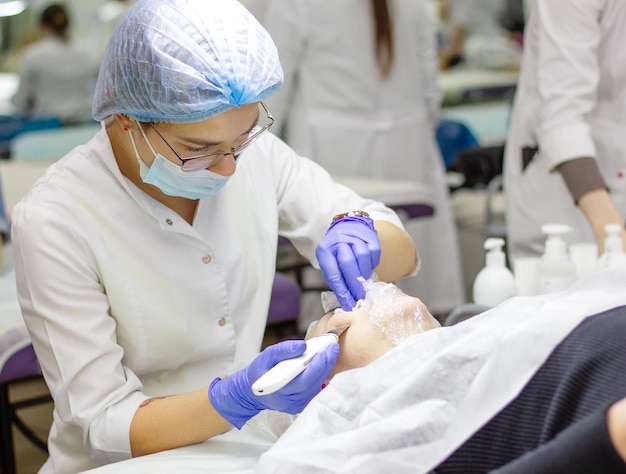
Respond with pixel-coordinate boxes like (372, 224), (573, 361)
(259, 133), (411, 270)
(534, 0), (603, 168)
(264, 0), (308, 136)
(11, 200), (147, 464)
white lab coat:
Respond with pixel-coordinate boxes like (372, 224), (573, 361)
(504, 0), (626, 260)
(265, 0), (464, 314)
(10, 126), (406, 474)
(12, 36), (100, 124)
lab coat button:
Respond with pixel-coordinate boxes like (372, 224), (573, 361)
(218, 317), (226, 326)
(165, 218), (173, 226)
(202, 255), (212, 264)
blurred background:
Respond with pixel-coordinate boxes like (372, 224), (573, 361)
(0, 0), (132, 68)
(0, 0), (530, 72)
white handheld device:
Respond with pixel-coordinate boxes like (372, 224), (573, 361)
(252, 330), (344, 396)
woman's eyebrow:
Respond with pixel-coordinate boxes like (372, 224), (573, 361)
(176, 110), (260, 147)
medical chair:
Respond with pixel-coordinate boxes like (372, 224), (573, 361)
(0, 241), (51, 474)
(444, 303), (490, 326)
(436, 119), (480, 171)
(389, 202), (435, 222)
(0, 116), (62, 160)
(9, 122), (101, 161)
(275, 237), (323, 294)
(0, 336), (50, 474)
(451, 145), (503, 190)
(452, 144), (507, 239)
(265, 272), (302, 341)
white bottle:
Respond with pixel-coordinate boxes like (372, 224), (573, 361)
(536, 224), (577, 294)
(473, 238), (517, 307)
(597, 223), (626, 269)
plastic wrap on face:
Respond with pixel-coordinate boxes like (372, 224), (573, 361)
(321, 291), (342, 314)
(357, 277), (440, 345)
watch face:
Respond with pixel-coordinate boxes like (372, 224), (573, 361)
(332, 210), (370, 223)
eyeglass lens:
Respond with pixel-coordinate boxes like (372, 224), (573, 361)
(180, 103), (273, 171)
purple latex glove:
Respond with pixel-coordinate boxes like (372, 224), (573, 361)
(316, 216), (381, 311)
(209, 339), (339, 429)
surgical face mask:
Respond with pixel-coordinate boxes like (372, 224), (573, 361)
(128, 124), (230, 200)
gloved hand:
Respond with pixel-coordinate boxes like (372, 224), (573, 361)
(208, 339), (339, 429)
(316, 215), (381, 311)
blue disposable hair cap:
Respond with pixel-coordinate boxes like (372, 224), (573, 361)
(92, 0), (284, 123)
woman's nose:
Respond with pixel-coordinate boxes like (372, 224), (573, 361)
(208, 153), (237, 176)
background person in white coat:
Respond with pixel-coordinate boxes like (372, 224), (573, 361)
(11, 3), (100, 125)
(504, 0), (626, 261)
(264, 0), (465, 316)
(441, 0), (522, 71)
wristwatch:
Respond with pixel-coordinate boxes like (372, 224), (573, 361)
(331, 210), (370, 223)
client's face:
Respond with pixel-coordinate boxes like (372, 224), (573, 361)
(307, 282), (439, 382)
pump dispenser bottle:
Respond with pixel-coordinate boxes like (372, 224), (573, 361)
(536, 224), (577, 294)
(597, 224), (626, 269)
(472, 237), (517, 307)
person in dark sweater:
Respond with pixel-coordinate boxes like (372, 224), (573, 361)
(434, 306), (626, 473)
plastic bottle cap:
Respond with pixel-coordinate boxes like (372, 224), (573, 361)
(541, 224), (573, 237)
(484, 237), (506, 267)
(484, 237), (505, 251)
(541, 224), (573, 261)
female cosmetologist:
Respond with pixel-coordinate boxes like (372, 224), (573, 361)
(9, 1), (417, 472)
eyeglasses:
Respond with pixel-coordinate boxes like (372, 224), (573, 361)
(148, 102), (274, 172)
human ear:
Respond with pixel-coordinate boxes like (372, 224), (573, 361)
(113, 114), (139, 132)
